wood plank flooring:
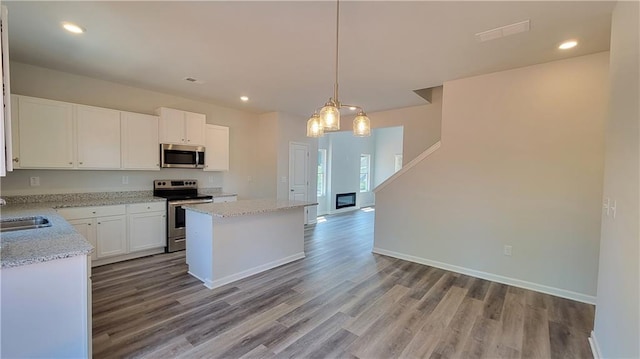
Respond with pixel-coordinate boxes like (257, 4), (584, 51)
(92, 208), (594, 359)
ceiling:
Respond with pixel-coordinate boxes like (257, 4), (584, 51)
(5, 1), (614, 117)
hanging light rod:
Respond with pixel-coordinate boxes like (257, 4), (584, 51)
(307, 0), (371, 138)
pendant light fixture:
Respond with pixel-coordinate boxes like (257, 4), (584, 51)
(306, 0), (371, 138)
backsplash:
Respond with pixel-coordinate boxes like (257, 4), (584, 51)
(2, 187), (223, 204)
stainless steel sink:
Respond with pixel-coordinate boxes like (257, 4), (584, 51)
(0, 216), (52, 232)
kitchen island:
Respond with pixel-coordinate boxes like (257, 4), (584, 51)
(183, 199), (316, 289)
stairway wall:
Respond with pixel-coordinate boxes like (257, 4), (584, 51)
(374, 52), (609, 301)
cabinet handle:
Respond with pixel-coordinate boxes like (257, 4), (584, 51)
(69, 162), (73, 165)
(79, 162), (83, 165)
(88, 223), (91, 226)
(97, 222), (101, 225)
(92, 211), (96, 214)
(147, 206), (151, 209)
(12, 157), (18, 162)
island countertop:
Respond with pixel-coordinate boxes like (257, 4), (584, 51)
(183, 199), (317, 218)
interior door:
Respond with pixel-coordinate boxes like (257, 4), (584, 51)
(289, 142), (309, 223)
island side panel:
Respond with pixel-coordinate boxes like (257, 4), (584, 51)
(209, 207), (305, 289)
(1, 255), (90, 358)
(185, 210), (214, 285)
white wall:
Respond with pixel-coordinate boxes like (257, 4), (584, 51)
(275, 111), (318, 221)
(374, 126), (403, 187)
(1, 62), (264, 198)
(374, 52), (608, 302)
(343, 86), (442, 165)
(592, 2), (639, 357)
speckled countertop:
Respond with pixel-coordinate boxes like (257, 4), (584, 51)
(0, 205), (93, 269)
(183, 199), (317, 218)
(0, 191), (169, 269)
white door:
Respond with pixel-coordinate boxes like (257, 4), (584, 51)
(184, 111), (206, 146)
(96, 215), (127, 258)
(289, 142), (309, 222)
(18, 96), (74, 168)
(204, 124), (230, 171)
(121, 112), (159, 170)
(76, 105), (121, 169)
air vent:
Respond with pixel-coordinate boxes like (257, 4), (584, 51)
(475, 20), (530, 42)
(183, 77), (205, 84)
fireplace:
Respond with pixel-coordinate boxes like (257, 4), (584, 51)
(336, 192), (356, 209)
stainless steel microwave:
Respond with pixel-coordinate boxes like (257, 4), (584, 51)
(160, 144), (205, 168)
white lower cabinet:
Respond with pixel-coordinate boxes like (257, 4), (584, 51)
(58, 202), (166, 266)
(67, 218), (98, 261)
(128, 202), (166, 252)
(96, 215), (127, 258)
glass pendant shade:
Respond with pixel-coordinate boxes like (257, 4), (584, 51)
(320, 102), (340, 131)
(353, 111), (371, 137)
(306, 113), (324, 137)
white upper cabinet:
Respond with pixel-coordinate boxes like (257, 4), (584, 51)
(184, 112), (206, 146)
(157, 107), (206, 146)
(121, 112), (159, 170)
(16, 96), (74, 169)
(204, 124), (230, 172)
(76, 105), (121, 169)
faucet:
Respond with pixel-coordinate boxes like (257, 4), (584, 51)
(0, 198), (6, 206)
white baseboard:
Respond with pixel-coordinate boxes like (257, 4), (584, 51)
(588, 331), (603, 359)
(192, 252), (306, 290)
(372, 247), (596, 304)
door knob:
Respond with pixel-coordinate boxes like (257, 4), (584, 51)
(290, 189), (294, 192)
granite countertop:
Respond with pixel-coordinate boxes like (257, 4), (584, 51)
(0, 192), (168, 269)
(0, 205), (93, 269)
(183, 199), (317, 218)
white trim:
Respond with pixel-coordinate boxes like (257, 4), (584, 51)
(372, 247), (596, 304)
(588, 331), (603, 359)
(374, 141), (441, 193)
(192, 252), (305, 290)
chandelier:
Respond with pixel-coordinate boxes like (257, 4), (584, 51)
(306, 0), (371, 138)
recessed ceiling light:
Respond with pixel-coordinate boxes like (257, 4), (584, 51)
(240, 96), (249, 102)
(559, 40), (578, 50)
(62, 22), (85, 34)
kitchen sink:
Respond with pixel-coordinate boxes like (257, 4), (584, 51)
(0, 216), (52, 232)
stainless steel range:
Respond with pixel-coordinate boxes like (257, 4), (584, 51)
(153, 180), (213, 252)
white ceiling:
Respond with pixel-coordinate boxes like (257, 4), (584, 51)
(5, 1), (614, 116)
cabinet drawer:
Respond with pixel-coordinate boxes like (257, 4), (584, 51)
(57, 205), (126, 220)
(127, 202), (166, 214)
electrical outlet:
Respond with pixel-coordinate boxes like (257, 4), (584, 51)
(122, 176), (129, 185)
(29, 177), (40, 187)
(503, 245), (512, 256)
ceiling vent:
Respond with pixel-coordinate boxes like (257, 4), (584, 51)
(183, 77), (205, 84)
(475, 20), (530, 42)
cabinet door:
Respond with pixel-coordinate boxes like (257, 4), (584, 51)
(68, 218), (97, 261)
(17, 96), (74, 168)
(158, 107), (185, 144)
(76, 105), (121, 169)
(122, 112), (159, 170)
(184, 111), (206, 146)
(128, 211), (166, 252)
(96, 215), (127, 258)
(204, 124), (229, 171)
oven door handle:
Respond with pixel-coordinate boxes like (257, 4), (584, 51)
(169, 199), (213, 205)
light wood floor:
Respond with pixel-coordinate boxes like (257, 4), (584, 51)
(92, 208), (594, 359)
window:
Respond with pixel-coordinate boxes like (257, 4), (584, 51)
(317, 149), (327, 197)
(360, 154), (371, 192)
